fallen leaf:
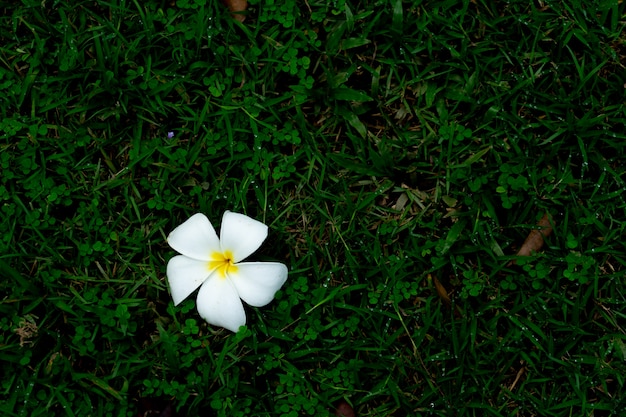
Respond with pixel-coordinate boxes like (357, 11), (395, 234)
(512, 213), (553, 262)
(429, 274), (463, 317)
(221, 0), (247, 22)
(430, 274), (451, 307)
(335, 401), (356, 417)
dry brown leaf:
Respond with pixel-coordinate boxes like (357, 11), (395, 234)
(512, 213), (553, 262)
(221, 0), (247, 22)
(431, 275), (451, 307)
(428, 274), (463, 317)
(335, 400), (356, 417)
(516, 212), (553, 256)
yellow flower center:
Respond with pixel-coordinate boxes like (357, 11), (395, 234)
(208, 250), (237, 278)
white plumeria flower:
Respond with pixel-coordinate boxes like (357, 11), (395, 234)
(166, 211), (288, 332)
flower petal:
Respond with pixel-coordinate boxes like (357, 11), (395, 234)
(166, 255), (211, 305)
(196, 276), (246, 332)
(228, 262), (288, 307)
(167, 213), (220, 261)
(219, 211), (268, 262)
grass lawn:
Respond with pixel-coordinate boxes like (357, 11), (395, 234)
(1, 0), (626, 415)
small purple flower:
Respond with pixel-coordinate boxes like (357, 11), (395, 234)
(167, 131), (174, 139)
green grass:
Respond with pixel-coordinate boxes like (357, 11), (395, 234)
(2, 0), (626, 415)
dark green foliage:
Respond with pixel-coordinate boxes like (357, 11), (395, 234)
(1, 0), (625, 416)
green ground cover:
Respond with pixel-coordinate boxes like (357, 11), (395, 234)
(1, 0), (626, 415)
